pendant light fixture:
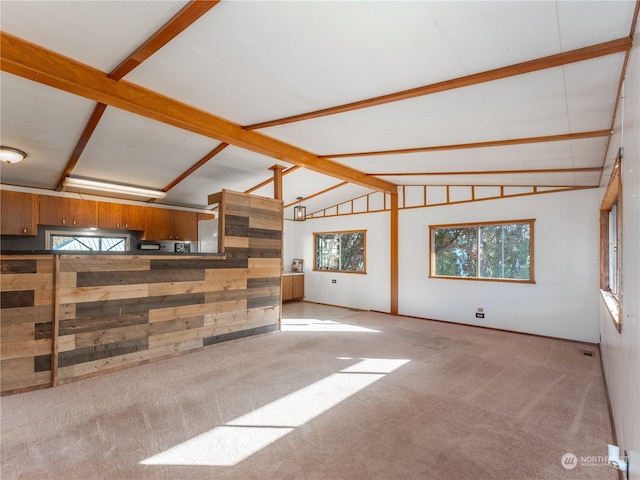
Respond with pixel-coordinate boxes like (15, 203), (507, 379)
(293, 197), (306, 221)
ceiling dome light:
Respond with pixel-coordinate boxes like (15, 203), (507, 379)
(0, 146), (27, 164)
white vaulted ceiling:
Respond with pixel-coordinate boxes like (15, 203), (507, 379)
(0, 1), (637, 219)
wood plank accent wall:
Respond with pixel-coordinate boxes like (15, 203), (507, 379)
(1, 255), (54, 393)
(0, 191), (283, 395)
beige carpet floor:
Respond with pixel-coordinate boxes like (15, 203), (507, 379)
(1, 303), (617, 480)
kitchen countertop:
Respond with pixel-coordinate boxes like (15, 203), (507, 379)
(1, 250), (226, 257)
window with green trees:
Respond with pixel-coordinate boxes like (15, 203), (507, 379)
(430, 220), (534, 282)
(314, 230), (366, 273)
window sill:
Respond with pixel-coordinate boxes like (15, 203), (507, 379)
(600, 289), (622, 333)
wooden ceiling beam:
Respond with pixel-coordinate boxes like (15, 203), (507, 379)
(109, 1), (220, 81)
(284, 181), (349, 208)
(161, 142), (229, 193)
(245, 37), (632, 131)
(54, 102), (107, 191)
(56, 1), (220, 192)
(322, 130), (611, 159)
(368, 167), (602, 177)
(245, 165), (299, 194)
(0, 33), (397, 194)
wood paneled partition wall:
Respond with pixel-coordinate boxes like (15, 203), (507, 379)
(0, 190), (283, 395)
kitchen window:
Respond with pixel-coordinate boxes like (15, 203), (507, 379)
(46, 230), (130, 252)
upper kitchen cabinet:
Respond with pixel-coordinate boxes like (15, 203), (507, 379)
(97, 203), (148, 232)
(39, 196), (97, 228)
(122, 204), (148, 232)
(0, 190), (38, 236)
(147, 208), (197, 241)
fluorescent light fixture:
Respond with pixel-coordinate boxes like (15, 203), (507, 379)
(0, 146), (27, 164)
(63, 177), (167, 199)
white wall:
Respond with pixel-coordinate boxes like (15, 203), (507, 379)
(284, 211), (390, 312)
(599, 26), (640, 480)
(284, 187), (601, 342)
(399, 189), (601, 343)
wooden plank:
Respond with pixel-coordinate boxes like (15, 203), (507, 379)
(249, 195), (282, 212)
(149, 299), (247, 323)
(0, 323), (34, 343)
(1, 338), (52, 360)
(224, 236), (250, 249)
(59, 313), (150, 336)
(76, 268), (204, 287)
(224, 190), (251, 207)
(60, 256), (150, 272)
(0, 290), (34, 308)
(58, 337), (149, 368)
(51, 254), (60, 387)
(0, 273), (52, 291)
(1, 259), (37, 274)
(148, 277), (247, 297)
(1, 305), (52, 325)
(249, 216), (283, 231)
(57, 334), (76, 353)
(58, 284), (149, 304)
(249, 257), (281, 270)
(2, 357), (51, 392)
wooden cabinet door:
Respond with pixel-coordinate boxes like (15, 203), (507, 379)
(282, 275), (293, 301)
(68, 198), (97, 227)
(1, 191), (38, 236)
(39, 196), (68, 226)
(172, 211), (198, 241)
(292, 275), (304, 300)
(122, 204), (147, 231)
(98, 202), (123, 229)
(146, 208), (172, 240)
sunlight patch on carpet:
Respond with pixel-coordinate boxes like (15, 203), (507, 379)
(140, 357), (408, 466)
(281, 318), (380, 332)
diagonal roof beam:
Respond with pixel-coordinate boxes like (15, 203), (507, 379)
(161, 142), (229, 193)
(0, 32), (397, 194)
(55, 102), (107, 190)
(284, 181), (349, 208)
(245, 38), (632, 131)
(109, 0), (219, 81)
(321, 130), (611, 159)
(54, 0), (221, 191)
(245, 166), (299, 194)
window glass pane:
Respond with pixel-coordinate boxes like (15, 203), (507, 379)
(479, 223), (530, 280)
(340, 232), (365, 272)
(50, 235), (127, 251)
(433, 227), (477, 277)
(609, 202), (618, 296)
(315, 231), (365, 273)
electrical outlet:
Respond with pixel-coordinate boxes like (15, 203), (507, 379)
(476, 313), (485, 318)
(332, 279), (337, 284)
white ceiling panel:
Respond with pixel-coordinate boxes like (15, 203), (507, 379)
(125, 1), (465, 126)
(74, 107), (219, 190)
(564, 53), (627, 132)
(0, 1), (634, 214)
(259, 85), (505, 155)
(0, 72), (96, 188)
(0, 1), (187, 72)
(557, 0), (637, 51)
(161, 145), (294, 208)
(423, 1), (561, 73)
